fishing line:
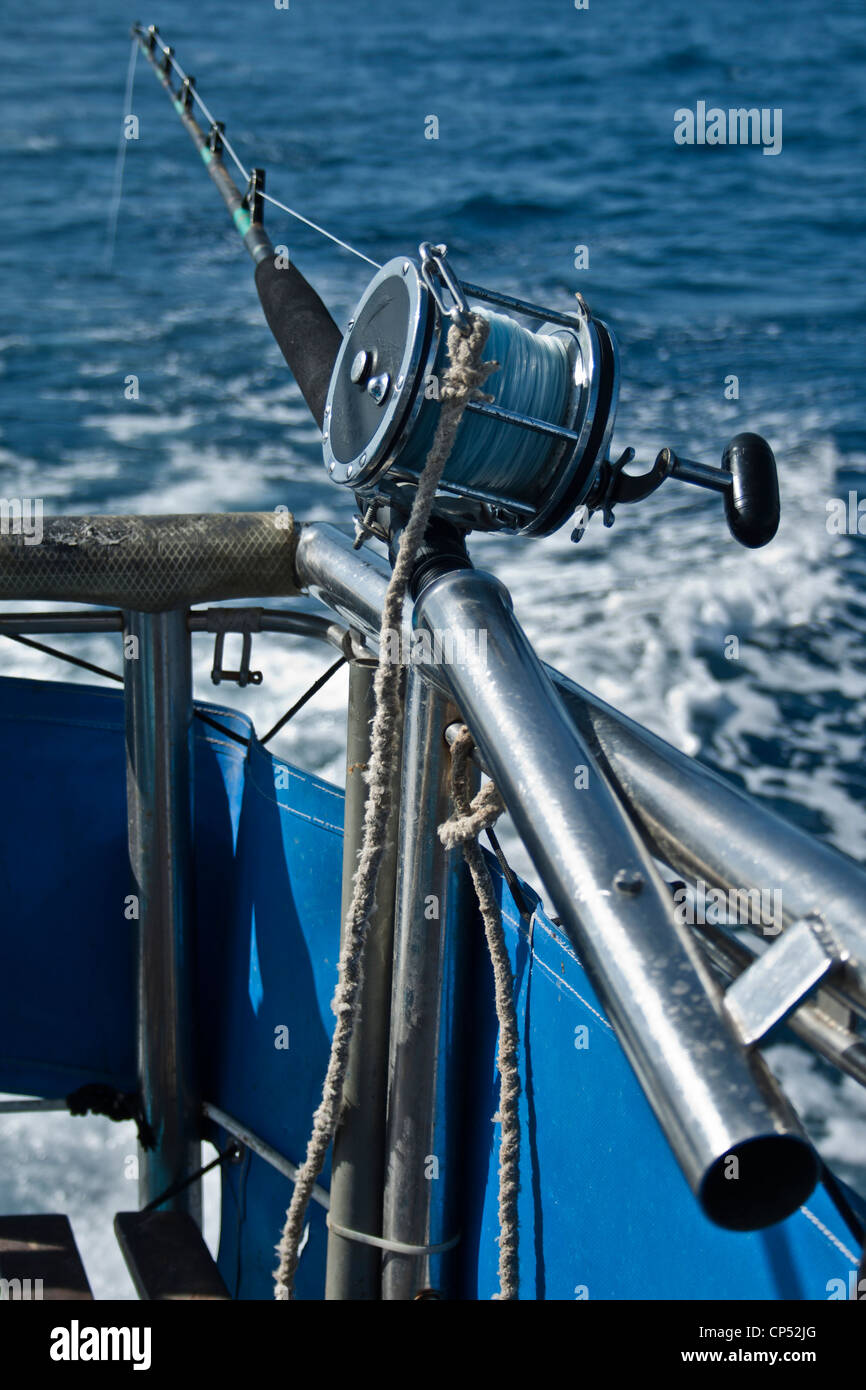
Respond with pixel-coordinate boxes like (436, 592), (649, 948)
(105, 37), (139, 266)
(260, 190), (381, 269)
(401, 309), (573, 498)
(155, 40), (250, 182)
(150, 34), (379, 268)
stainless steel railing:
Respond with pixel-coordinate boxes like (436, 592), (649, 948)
(1, 511), (865, 1295)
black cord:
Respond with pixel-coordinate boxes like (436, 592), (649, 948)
(194, 710), (251, 747)
(486, 826), (534, 922)
(141, 1146), (237, 1213)
(2, 632), (345, 750)
(3, 633), (122, 682)
(260, 655), (347, 745)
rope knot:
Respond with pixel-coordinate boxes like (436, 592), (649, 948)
(439, 721), (520, 1301)
(438, 725), (504, 848)
(438, 313), (499, 409)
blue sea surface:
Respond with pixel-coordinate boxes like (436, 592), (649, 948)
(0, 0), (864, 1296)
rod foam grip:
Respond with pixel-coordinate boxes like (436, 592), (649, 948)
(254, 257), (343, 429)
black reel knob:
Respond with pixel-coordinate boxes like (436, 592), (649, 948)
(722, 432), (780, 549)
(595, 431), (780, 550)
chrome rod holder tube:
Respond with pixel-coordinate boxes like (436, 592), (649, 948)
(414, 567), (819, 1232)
(295, 523), (407, 650)
(325, 657), (403, 1300)
(381, 670), (474, 1296)
(294, 525), (866, 1009)
(124, 609), (200, 1220)
(552, 671), (866, 1016)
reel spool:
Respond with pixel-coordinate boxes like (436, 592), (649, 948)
(322, 243), (780, 549)
(322, 244), (619, 537)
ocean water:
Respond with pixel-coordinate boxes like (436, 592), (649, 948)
(0, 0), (864, 1297)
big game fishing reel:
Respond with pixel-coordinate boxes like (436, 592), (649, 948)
(130, 18), (781, 554)
(323, 243), (781, 548)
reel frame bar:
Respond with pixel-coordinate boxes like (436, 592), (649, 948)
(383, 462), (538, 516)
(458, 280), (592, 332)
(427, 477), (536, 517)
(462, 396), (585, 443)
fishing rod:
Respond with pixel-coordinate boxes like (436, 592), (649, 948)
(131, 23), (341, 429)
(129, 23), (780, 553)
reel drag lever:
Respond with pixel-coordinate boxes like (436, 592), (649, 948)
(597, 431), (780, 549)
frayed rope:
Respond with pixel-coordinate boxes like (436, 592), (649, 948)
(273, 313), (497, 1299)
(438, 725), (520, 1300)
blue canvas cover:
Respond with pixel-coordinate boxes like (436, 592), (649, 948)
(0, 675), (860, 1300)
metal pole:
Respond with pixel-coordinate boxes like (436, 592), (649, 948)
(202, 1102), (330, 1210)
(381, 670), (474, 1299)
(124, 608), (200, 1221)
(325, 658), (403, 1299)
(293, 524), (866, 1009)
(552, 671), (866, 1015)
(414, 567), (819, 1232)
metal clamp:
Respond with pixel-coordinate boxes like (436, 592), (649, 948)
(207, 610), (264, 688)
(326, 1215), (461, 1257)
(419, 242), (471, 332)
(724, 913), (850, 1047)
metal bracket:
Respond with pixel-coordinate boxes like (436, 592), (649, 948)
(205, 609), (264, 688)
(351, 500), (391, 551)
(418, 242), (471, 332)
(243, 168), (265, 225)
(724, 913), (850, 1046)
(211, 631), (262, 688)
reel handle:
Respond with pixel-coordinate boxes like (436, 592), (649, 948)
(602, 432), (780, 549)
(721, 432), (780, 549)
